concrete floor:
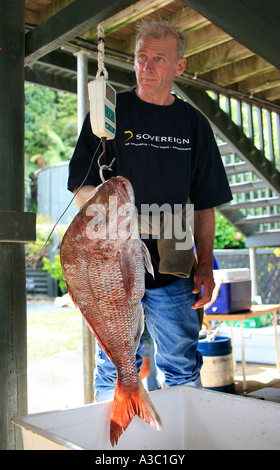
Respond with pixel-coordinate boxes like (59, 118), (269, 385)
(234, 361), (280, 395)
(28, 348), (84, 414)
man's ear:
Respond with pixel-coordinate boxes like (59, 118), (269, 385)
(175, 58), (186, 77)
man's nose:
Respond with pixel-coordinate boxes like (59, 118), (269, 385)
(143, 57), (154, 71)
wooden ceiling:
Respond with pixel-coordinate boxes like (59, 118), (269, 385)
(25, 0), (280, 110)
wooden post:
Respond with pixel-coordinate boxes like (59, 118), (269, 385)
(0, 0), (35, 449)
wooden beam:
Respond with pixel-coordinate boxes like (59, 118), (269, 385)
(201, 56), (275, 87)
(81, 3), (210, 43)
(167, 5), (210, 32)
(34, 49), (78, 73)
(246, 231), (280, 247)
(184, 23), (231, 58)
(115, 16), (232, 55)
(80, 4), (229, 56)
(235, 70), (280, 95)
(25, 63), (77, 93)
(25, 50), (136, 92)
(25, 7), (41, 24)
(25, 0), (137, 65)
(25, 0), (51, 10)
(38, 0), (75, 22)
(185, 40), (254, 75)
(81, 0), (174, 41)
(255, 87), (280, 103)
(0, 211), (36, 243)
(182, 0), (280, 69)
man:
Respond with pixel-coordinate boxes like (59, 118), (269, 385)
(68, 19), (232, 400)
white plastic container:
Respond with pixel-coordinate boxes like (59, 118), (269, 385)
(213, 268), (251, 283)
(13, 385), (280, 450)
(198, 337), (235, 393)
(248, 388), (280, 403)
(219, 324), (280, 364)
(206, 268), (251, 314)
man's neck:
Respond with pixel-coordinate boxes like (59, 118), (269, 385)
(135, 87), (175, 106)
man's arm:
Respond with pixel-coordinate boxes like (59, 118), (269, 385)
(73, 185), (96, 208)
(192, 207), (215, 309)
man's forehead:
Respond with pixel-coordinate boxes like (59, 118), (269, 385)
(135, 35), (177, 54)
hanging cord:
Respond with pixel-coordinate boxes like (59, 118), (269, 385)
(26, 140), (103, 267)
(98, 139), (116, 183)
(96, 22), (108, 80)
(95, 22), (116, 181)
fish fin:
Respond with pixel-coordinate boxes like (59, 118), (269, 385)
(110, 379), (163, 446)
(141, 241), (154, 278)
(135, 305), (145, 350)
(119, 249), (132, 295)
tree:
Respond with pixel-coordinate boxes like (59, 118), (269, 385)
(24, 84), (77, 176)
(214, 211), (246, 249)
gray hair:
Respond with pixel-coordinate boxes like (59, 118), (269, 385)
(135, 18), (187, 59)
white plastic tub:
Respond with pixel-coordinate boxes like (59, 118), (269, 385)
(13, 385), (280, 450)
(220, 324), (280, 364)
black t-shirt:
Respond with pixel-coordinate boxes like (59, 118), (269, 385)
(68, 89), (232, 288)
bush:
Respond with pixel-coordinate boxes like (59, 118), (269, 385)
(43, 254), (67, 294)
(214, 211), (246, 249)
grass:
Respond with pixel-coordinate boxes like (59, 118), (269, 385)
(27, 307), (83, 361)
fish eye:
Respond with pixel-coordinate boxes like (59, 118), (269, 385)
(94, 217), (105, 231)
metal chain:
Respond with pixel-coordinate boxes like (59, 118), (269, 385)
(96, 23), (108, 80)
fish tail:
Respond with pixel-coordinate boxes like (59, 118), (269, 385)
(110, 378), (163, 446)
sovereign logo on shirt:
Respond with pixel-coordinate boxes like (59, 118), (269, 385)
(124, 130), (191, 151)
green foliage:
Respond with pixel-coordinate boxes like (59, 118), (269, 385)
(25, 214), (55, 264)
(25, 214), (68, 268)
(267, 248), (280, 273)
(25, 83), (77, 177)
(274, 247), (280, 257)
(214, 211), (246, 249)
(25, 213), (68, 296)
(43, 254), (67, 294)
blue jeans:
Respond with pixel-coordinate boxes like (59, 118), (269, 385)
(94, 276), (203, 401)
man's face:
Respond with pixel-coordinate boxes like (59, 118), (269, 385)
(134, 35), (186, 98)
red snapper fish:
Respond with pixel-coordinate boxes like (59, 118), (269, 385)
(60, 176), (163, 446)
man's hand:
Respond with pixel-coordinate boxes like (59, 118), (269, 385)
(192, 263), (215, 309)
(74, 185), (96, 208)
(192, 207), (216, 309)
